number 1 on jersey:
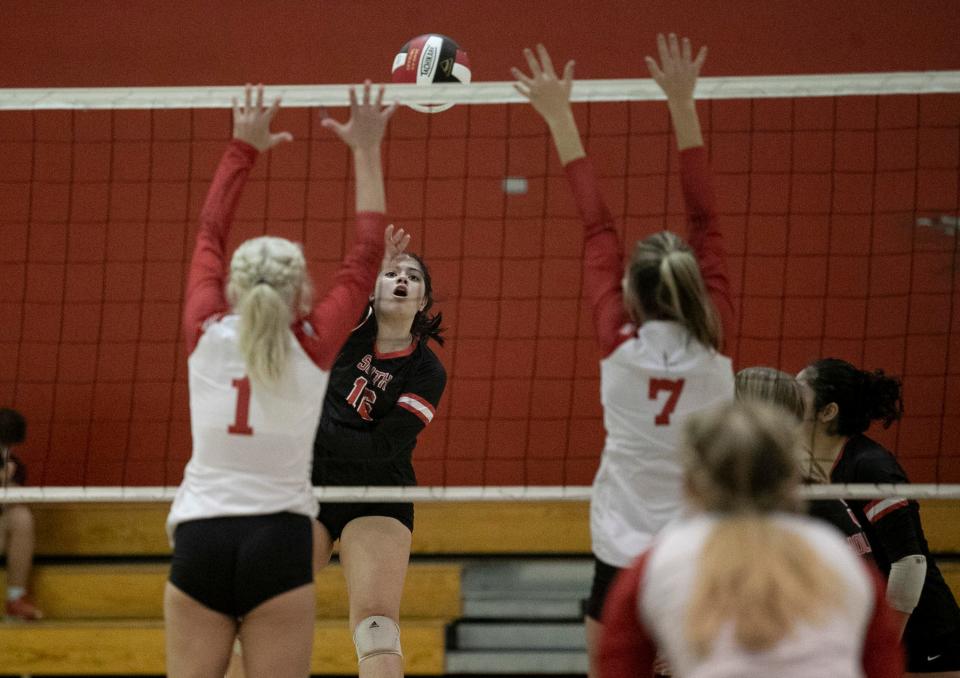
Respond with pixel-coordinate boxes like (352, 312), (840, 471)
(648, 378), (685, 426)
(228, 377), (254, 435)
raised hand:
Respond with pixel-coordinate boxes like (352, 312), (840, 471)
(232, 83), (293, 152)
(645, 33), (707, 104)
(511, 44), (575, 126)
(321, 80), (398, 151)
(383, 224), (411, 268)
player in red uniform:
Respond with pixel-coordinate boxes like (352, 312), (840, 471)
(165, 82), (401, 678)
(599, 400), (903, 678)
(798, 358), (960, 676)
(512, 35), (735, 677)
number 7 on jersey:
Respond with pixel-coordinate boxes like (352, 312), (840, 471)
(648, 378), (685, 426)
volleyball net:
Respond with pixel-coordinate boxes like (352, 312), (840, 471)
(1, 73), (958, 502)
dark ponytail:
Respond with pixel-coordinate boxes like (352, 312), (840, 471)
(406, 253), (445, 347)
(806, 358), (903, 436)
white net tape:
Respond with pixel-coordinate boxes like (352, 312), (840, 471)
(2, 73), (957, 505)
(1, 72), (959, 110)
(1, 484), (958, 503)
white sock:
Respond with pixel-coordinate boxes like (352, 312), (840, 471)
(7, 586), (25, 602)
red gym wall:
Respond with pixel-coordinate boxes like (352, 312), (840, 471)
(1, 1), (959, 486)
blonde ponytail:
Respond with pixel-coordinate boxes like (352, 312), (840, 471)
(227, 236), (312, 385)
(687, 516), (845, 656)
(236, 283), (293, 384)
(629, 232), (722, 350)
(682, 401), (844, 656)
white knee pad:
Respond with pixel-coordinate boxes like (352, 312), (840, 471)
(353, 615), (402, 662)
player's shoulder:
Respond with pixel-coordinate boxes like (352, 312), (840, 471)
(844, 435), (906, 480)
(193, 313), (237, 349)
(415, 342), (447, 380)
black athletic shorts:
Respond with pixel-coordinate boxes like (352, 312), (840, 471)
(905, 628), (960, 672)
(316, 502), (414, 541)
(584, 556), (622, 621)
(169, 512), (313, 618)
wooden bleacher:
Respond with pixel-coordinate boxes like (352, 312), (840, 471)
(1, 500), (958, 675)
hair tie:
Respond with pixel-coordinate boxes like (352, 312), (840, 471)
(255, 278), (269, 286)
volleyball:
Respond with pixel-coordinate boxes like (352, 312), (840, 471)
(391, 34), (471, 113)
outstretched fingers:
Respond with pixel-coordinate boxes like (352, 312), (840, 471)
(693, 45), (708, 71)
(644, 55), (665, 81)
(380, 99), (399, 122)
(656, 33), (670, 66)
(536, 44), (556, 78)
(266, 96), (282, 121)
(523, 47), (543, 78)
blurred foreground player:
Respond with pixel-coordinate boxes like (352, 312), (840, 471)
(600, 400), (903, 678)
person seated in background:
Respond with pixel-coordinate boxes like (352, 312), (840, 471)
(0, 408), (42, 621)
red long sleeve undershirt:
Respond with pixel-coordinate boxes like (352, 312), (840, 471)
(564, 146), (735, 357)
(183, 139), (385, 370)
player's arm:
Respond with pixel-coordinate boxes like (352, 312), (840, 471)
(300, 83), (399, 370)
(598, 552), (657, 678)
(316, 360), (446, 461)
(184, 84), (292, 353)
(861, 564), (906, 678)
(647, 35), (734, 348)
(855, 457), (927, 638)
(512, 45), (630, 356)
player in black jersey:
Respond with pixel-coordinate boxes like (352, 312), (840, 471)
(312, 250), (446, 678)
(799, 358), (960, 676)
(735, 367), (874, 562)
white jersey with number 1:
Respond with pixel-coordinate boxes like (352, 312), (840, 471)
(165, 140), (386, 545)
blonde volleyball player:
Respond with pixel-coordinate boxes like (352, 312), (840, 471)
(598, 400), (903, 677)
(512, 35), (735, 677)
(165, 82), (403, 678)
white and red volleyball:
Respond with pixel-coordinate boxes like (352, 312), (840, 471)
(391, 34), (471, 113)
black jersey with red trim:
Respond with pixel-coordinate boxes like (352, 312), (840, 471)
(831, 434), (960, 647)
(311, 308), (446, 487)
(808, 497), (873, 563)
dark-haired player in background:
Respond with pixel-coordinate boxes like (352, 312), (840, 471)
(311, 250), (446, 678)
(798, 358), (960, 676)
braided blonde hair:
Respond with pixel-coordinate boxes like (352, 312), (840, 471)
(226, 237), (313, 384)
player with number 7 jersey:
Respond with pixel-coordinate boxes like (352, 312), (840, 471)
(511, 40), (734, 673)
